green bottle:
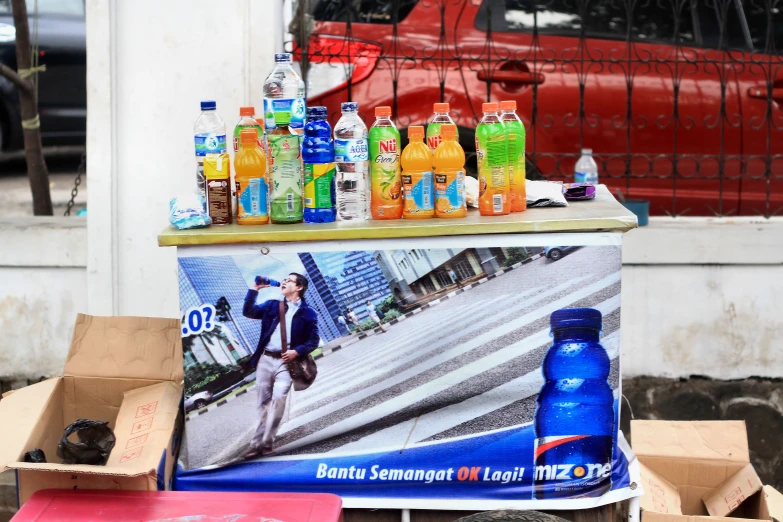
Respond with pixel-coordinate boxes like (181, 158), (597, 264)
(426, 102), (458, 153)
(268, 109), (303, 223)
(500, 100), (527, 212)
(476, 102), (510, 216)
(233, 106), (265, 153)
(369, 106), (403, 220)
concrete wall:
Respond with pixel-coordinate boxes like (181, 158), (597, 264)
(0, 218), (87, 379)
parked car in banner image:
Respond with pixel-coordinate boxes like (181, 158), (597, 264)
(185, 390), (213, 413)
(0, 0), (86, 151)
(293, 0), (783, 216)
(545, 246), (578, 261)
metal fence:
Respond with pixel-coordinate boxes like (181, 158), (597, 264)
(287, 0), (783, 217)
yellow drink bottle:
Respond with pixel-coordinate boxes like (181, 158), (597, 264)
(401, 126), (434, 219)
(234, 128), (269, 225)
(434, 124), (467, 218)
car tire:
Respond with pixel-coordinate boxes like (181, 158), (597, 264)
(194, 399), (207, 410)
(548, 248), (562, 261)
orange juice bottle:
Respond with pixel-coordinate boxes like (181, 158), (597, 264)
(234, 128), (269, 225)
(401, 126), (434, 219)
(434, 124), (467, 218)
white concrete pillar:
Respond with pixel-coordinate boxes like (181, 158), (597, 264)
(86, 0), (282, 316)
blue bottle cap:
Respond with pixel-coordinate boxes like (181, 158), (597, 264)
(275, 53), (292, 63)
(341, 102), (358, 112)
(200, 100), (216, 111)
(307, 106), (328, 119)
(550, 308), (602, 331)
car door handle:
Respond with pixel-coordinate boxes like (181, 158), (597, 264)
(747, 86), (783, 102)
(477, 70), (544, 85)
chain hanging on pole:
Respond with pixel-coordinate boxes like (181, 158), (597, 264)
(64, 152), (86, 216)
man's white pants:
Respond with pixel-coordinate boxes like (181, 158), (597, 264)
(250, 354), (293, 449)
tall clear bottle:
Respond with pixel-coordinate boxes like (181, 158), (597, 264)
(194, 100), (227, 203)
(334, 102), (369, 221)
(263, 53), (306, 134)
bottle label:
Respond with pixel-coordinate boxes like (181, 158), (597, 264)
(268, 133), (303, 221)
(369, 127), (402, 217)
(237, 177), (268, 220)
(335, 138), (369, 162)
(402, 171), (434, 214)
(426, 124), (442, 152)
(435, 170), (465, 214)
(264, 98), (306, 131)
(194, 133), (227, 157)
(304, 163), (336, 209)
(533, 434), (613, 499)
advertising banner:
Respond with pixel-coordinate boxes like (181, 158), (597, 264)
(175, 233), (640, 509)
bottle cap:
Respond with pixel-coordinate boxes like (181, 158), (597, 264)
(341, 102), (358, 112)
(239, 106), (255, 117)
(500, 100), (517, 111)
(307, 106), (328, 119)
(482, 102), (498, 113)
(375, 106), (392, 117)
(274, 53), (292, 63)
(408, 126), (424, 139)
(200, 100), (216, 111)
(441, 124), (456, 138)
(550, 308), (602, 331)
(582, 148), (593, 155)
(433, 102), (450, 113)
(240, 127), (259, 144)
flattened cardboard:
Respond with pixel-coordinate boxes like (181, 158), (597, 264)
(64, 314), (183, 381)
(640, 462), (683, 515)
(704, 464), (763, 517)
(632, 420), (749, 465)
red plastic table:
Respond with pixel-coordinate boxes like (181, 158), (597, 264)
(12, 489), (343, 521)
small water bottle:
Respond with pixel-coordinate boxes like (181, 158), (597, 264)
(334, 102), (369, 221)
(194, 101), (227, 203)
(574, 149), (599, 185)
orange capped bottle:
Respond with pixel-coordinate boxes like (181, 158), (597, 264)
(500, 100), (527, 212)
(434, 124), (467, 218)
(401, 126), (434, 219)
(234, 128), (269, 225)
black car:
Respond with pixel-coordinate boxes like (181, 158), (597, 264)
(0, 0), (85, 151)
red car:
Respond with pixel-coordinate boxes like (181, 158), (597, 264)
(292, 0), (783, 216)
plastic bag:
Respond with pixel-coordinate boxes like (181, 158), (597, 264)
(169, 193), (212, 230)
(23, 449), (46, 463)
(57, 419), (116, 465)
(526, 180), (568, 208)
(465, 175), (479, 208)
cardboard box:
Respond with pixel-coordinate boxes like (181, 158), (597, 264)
(0, 314), (184, 505)
(632, 420), (783, 522)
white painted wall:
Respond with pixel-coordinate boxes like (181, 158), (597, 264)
(86, 0), (282, 318)
(0, 219), (87, 378)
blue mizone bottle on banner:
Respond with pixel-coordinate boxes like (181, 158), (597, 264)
(263, 53), (306, 134)
(255, 276), (281, 287)
(303, 106), (337, 223)
(534, 307), (614, 499)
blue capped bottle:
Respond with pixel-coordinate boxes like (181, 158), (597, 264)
(303, 106), (337, 223)
(533, 307), (614, 499)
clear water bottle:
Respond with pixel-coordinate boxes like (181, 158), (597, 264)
(575, 148), (599, 185)
(334, 102), (369, 221)
(263, 53), (306, 134)
(194, 100), (227, 202)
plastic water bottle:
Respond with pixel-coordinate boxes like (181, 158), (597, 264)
(534, 308), (614, 499)
(575, 149), (599, 184)
(303, 106), (336, 223)
(194, 101), (226, 203)
(334, 102), (369, 221)
(263, 53), (306, 134)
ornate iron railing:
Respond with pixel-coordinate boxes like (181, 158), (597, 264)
(288, 0), (783, 217)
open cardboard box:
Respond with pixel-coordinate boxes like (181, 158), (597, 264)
(0, 314), (184, 505)
(632, 420), (783, 522)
